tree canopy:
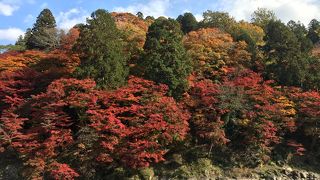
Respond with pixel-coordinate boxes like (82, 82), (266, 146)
(26, 8), (59, 50)
(177, 12), (198, 34)
(264, 20), (306, 87)
(139, 17), (192, 98)
(1, 7), (320, 180)
(251, 8), (277, 29)
(74, 9), (128, 90)
(307, 19), (320, 44)
(199, 10), (237, 34)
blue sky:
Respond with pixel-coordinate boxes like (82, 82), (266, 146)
(1, 0), (320, 45)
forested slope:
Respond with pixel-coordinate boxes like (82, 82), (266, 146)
(0, 8), (320, 179)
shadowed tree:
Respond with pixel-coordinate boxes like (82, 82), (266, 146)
(287, 20), (313, 53)
(136, 11), (144, 19)
(264, 20), (308, 87)
(307, 19), (320, 44)
(177, 12), (198, 34)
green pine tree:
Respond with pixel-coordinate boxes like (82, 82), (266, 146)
(287, 20), (313, 53)
(139, 17), (192, 99)
(307, 19), (320, 44)
(264, 20), (307, 87)
(136, 12), (144, 19)
(26, 8), (59, 50)
(74, 9), (128, 90)
(176, 12), (198, 34)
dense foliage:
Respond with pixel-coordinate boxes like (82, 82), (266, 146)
(139, 17), (192, 99)
(177, 12), (198, 34)
(74, 9), (128, 90)
(1, 7), (320, 179)
(111, 12), (150, 64)
(183, 28), (251, 80)
(251, 8), (277, 29)
(0, 76), (189, 178)
(199, 10), (237, 34)
(26, 9), (59, 50)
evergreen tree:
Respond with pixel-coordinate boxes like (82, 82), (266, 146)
(176, 12), (198, 34)
(307, 19), (320, 44)
(264, 20), (307, 87)
(74, 9), (128, 90)
(251, 8), (277, 29)
(305, 57), (320, 90)
(26, 8), (59, 50)
(145, 16), (155, 21)
(15, 35), (25, 46)
(287, 20), (313, 53)
(136, 12), (144, 19)
(139, 17), (192, 99)
(34, 9), (56, 29)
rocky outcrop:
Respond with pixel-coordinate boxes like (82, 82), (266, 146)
(258, 166), (320, 180)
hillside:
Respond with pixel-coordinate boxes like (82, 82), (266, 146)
(0, 8), (320, 180)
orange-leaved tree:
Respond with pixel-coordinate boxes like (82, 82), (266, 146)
(183, 28), (251, 80)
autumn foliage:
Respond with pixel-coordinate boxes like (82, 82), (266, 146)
(185, 68), (300, 164)
(0, 76), (189, 178)
(59, 28), (80, 51)
(289, 89), (320, 150)
(1, 7), (320, 180)
(111, 12), (150, 63)
(183, 28), (251, 80)
(112, 12), (149, 49)
(91, 77), (189, 168)
(0, 50), (47, 72)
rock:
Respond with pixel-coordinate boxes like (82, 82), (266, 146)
(276, 160), (285, 166)
(251, 173), (260, 179)
(284, 167), (293, 173)
(281, 170), (289, 176)
(139, 167), (154, 180)
(281, 166), (293, 176)
(308, 173), (320, 180)
(265, 174), (278, 180)
(299, 171), (308, 179)
(291, 170), (301, 180)
(171, 153), (183, 165)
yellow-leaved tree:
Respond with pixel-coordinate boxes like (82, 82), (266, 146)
(183, 28), (251, 80)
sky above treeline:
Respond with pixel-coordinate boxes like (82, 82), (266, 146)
(1, 0), (320, 45)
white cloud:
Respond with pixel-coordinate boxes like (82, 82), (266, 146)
(0, 2), (19, 16)
(0, 0), (36, 16)
(56, 8), (88, 30)
(194, 14), (203, 22)
(113, 0), (171, 18)
(0, 28), (24, 41)
(217, 0), (320, 25)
